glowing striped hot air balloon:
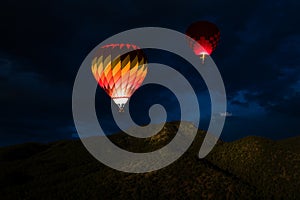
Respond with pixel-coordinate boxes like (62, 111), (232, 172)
(186, 21), (220, 63)
(91, 44), (147, 111)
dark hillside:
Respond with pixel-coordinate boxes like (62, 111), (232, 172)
(0, 122), (299, 199)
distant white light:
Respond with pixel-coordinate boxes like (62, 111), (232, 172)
(219, 112), (233, 117)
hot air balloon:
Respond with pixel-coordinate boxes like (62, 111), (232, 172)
(91, 44), (147, 112)
(186, 21), (220, 63)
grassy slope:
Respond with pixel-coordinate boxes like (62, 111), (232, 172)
(207, 136), (300, 199)
(0, 122), (299, 199)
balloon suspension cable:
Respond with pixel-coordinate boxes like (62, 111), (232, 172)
(200, 54), (206, 64)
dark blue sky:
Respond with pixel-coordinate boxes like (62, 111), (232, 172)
(0, 0), (299, 146)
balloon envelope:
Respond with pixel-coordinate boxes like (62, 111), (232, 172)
(91, 44), (148, 111)
(186, 21), (220, 58)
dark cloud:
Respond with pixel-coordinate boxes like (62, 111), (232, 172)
(0, 55), (73, 145)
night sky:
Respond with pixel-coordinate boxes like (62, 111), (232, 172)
(1, 0), (299, 146)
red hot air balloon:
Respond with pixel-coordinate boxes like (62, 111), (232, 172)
(91, 44), (148, 112)
(186, 21), (220, 63)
